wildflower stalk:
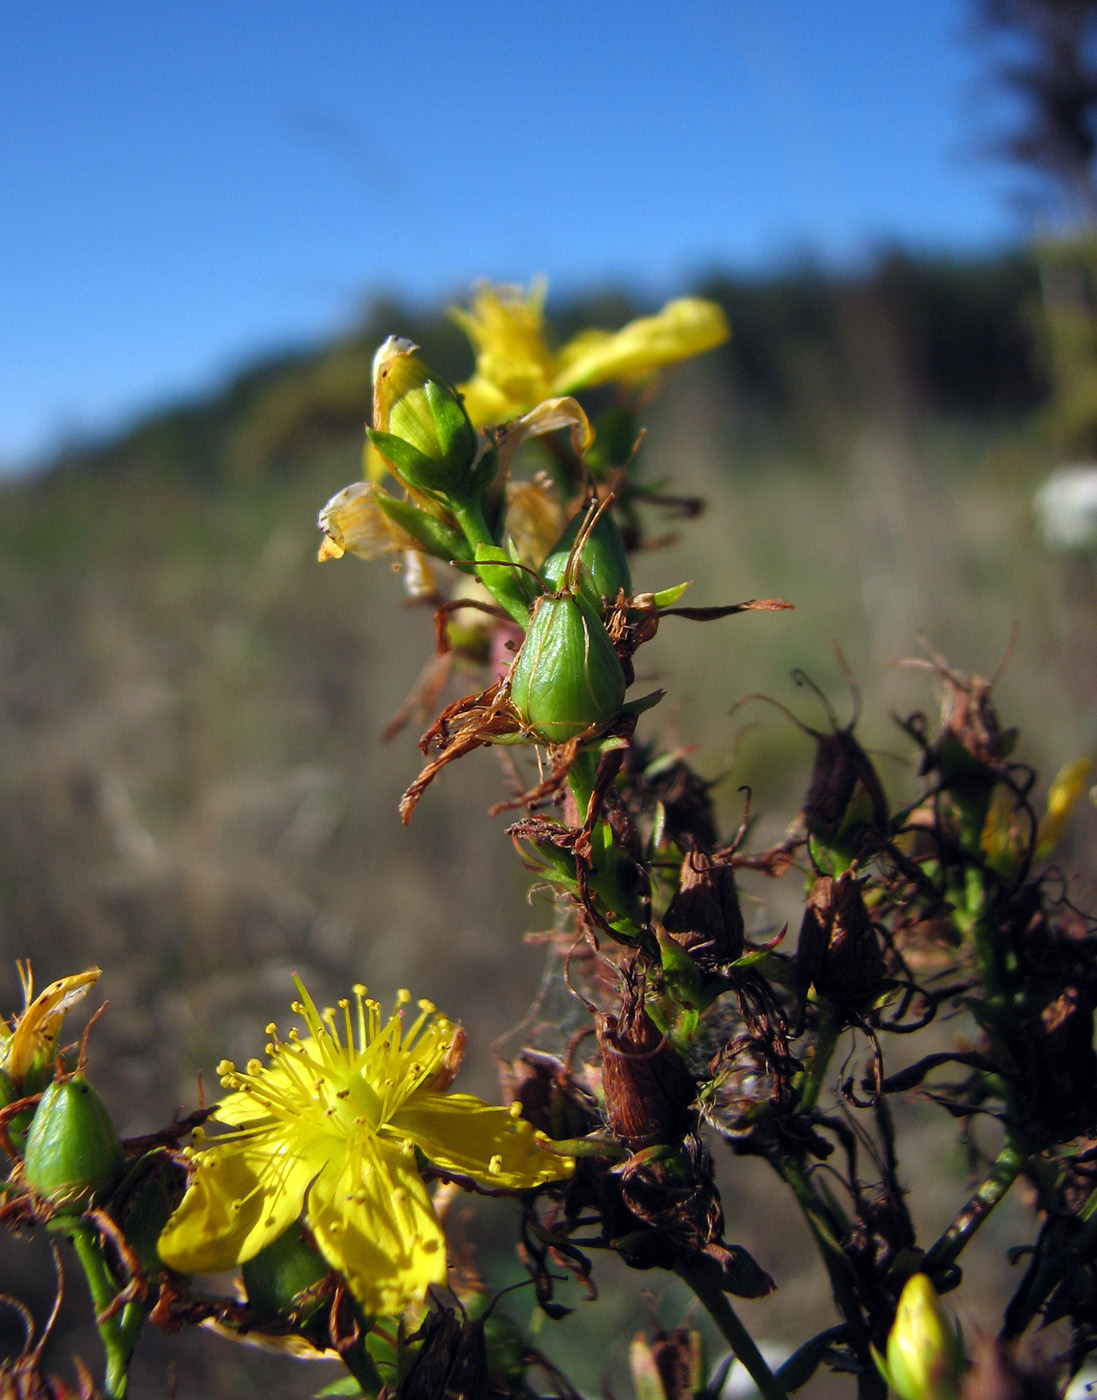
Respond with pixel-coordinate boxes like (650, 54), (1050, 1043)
(674, 1255), (789, 1400)
(796, 1002), (841, 1115)
(776, 1155), (871, 1372)
(923, 1133), (1028, 1274)
(58, 1217), (143, 1399)
(338, 1337), (385, 1397)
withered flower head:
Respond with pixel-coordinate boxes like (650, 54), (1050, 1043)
(596, 998), (696, 1152)
(802, 727), (888, 856)
(906, 650), (1016, 791)
(797, 873), (886, 1015)
(663, 851), (745, 968)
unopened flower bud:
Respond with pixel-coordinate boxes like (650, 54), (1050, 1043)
(367, 337), (479, 498)
(540, 504), (632, 611)
(23, 1074), (125, 1210)
(509, 590), (626, 744)
(241, 1223), (330, 1322)
(885, 1274), (965, 1400)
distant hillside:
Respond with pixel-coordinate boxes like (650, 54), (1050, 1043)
(35, 248), (1047, 487)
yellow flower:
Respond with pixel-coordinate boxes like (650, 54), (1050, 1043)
(1, 964), (100, 1090)
(454, 281), (730, 427)
(158, 979), (573, 1316)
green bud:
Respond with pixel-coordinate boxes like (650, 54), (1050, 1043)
(540, 506), (631, 612)
(509, 590), (626, 744)
(241, 1223), (330, 1322)
(885, 1275), (965, 1400)
(370, 337), (478, 498)
(23, 1075), (125, 1209)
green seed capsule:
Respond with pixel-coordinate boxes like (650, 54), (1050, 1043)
(23, 1075), (125, 1209)
(509, 590), (626, 744)
(242, 1224), (329, 1321)
(540, 507), (631, 612)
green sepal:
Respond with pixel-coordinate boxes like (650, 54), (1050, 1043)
(373, 490), (472, 562)
(242, 1223), (331, 1322)
(586, 404), (640, 475)
(424, 378), (477, 475)
(366, 428), (453, 497)
(119, 1157), (186, 1274)
(622, 689), (665, 719)
(0, 1068), (34, 1155)
(655, 927), (709, 1013)
(648, 581), (691, 608)
(23, 1075), (125, 1209)
(467, 443), (500, 498)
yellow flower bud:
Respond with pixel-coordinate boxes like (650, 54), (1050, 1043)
(885, 1275), (965, 1400)
(368, 337), (478, 498)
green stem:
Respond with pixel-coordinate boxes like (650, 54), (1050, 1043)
(924, 1134), (1028, 1274)
(450, 494), (495, 555)
(60, 1217), (142, 1400)
(338, 1338), (385, 1397)
(797, 1003), (841, 1115)
(674, 1257), (788, 1400)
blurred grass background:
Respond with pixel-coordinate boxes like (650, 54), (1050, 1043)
(2, 254), (1096, 1396)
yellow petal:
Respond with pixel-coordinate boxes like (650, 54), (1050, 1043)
(552, 297), (729, 392)
(456, 373), (527, 429)
(306, 1145), (447, 1315)
(317, 482), (417, 563)
(505, 477), (565, 570)
(1036, 758), (1095, 860)
(390, 1092), (575, 1189)
(453, 281), (556, 426)
(158, 1135), (321, 1275)
(493, 397), (594, 480)
(5, 967), (100, 1087)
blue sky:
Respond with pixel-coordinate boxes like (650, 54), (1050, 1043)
(2, 1), (1025, 469)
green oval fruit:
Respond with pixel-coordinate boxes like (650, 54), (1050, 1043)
(242, 1224), (329, 1321)
(510, 591), (626, 744)
(540, 507), (631, 611)
(23, 1075), (125, 1209)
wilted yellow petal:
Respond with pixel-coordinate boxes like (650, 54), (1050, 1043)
(505, 476), (565, 569)
(1036, 758), (1095, 860)
(5, 967), (100, 1087)
(317, 481), (418, 562)
(494, 397), (594, 480)
(553, 297), (729, 392)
